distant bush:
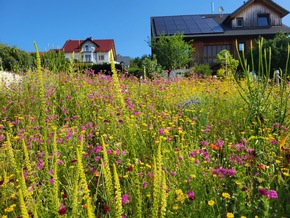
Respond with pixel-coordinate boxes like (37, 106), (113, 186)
(0, 43), (34, 72)
(128, 67), (143, 78)
(192, 64), (212, 76)
(89, 63), (123, 74)
(38, 50), (69, 73)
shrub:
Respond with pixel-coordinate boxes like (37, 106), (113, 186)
(192, 64), (212, 76)
(0, 43), (34, 72)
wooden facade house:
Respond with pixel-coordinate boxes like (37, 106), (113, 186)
(150, 0), (290, 67)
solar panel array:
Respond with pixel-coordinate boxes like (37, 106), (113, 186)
(153, 15), (224, 36)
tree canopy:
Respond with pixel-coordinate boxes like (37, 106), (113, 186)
(0, 43), (34, 72)
(249, 33), (290, 75)
(150, 33), (194, 71)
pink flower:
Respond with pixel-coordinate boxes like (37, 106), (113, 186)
(58, 204), (67, 215)
(122, 194), (129, 204)
(187, 190), (195, 201)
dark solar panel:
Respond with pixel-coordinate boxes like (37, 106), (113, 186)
(153, 15), (224, 36)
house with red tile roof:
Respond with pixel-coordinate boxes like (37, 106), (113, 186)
(62, 37), (117, 64)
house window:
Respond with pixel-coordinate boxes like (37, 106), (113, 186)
(99, 55), (105, 61)
(236, 18), (244, 27)
(203, 44), (231, 65)
(238, 42), (245, 52)
(85, 55), (91, 62)
(85, 45), (89, 51)
(257, 14), (269, 26)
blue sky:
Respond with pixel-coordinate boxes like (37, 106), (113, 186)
(1, 0), (289, 58)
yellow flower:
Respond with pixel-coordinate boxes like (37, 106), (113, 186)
(235, 180), (242, 185)
(222, 192), (231, 198)
(226, 213), (234, 218)
(172, 204), (179, 210)
(208, 200), (215, 206)
(190, 174), (196, 178)
(283, 172), (289, 177)
(241, 216), (247, 218)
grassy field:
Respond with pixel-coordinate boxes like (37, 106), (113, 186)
(0, 55), (289, 218)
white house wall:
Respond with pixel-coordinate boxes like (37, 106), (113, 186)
(64, 48), (112, 64)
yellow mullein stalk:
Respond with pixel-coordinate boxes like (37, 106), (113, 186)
(52, 128), (60, 212)
(113, 164), (123, 217)
(101, 136), (114, 201)
(33, 42), (49, 179)
(160, 171), (167, 218)
(133, 165), (142, 218)
(5, 132), (18, 172)
(152, 139), (162, 218)
(110, 50), (125, 110)
(21, 139), (34, 184)
(19, 169), (29, 200)
(18, 189), (29, 218)
(33, 207), (39, 218)
(69, 52), (75, 74)
(71, 170), (80, 217)
(76, 135), (95, 218)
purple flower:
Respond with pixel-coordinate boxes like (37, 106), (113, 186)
(170, 171), (176, 176)
(95, 156), (101, 162)
(94, 146), (102, 153)
(258, 188), (268, 196)
(58, 204), (67, 215)
(187, 190), (195, 201)
(227, 168), (235, 177)
(37, 159), (44, 170)
(122, 194), (129, 204)
(267, 190), (278, 199)
(158, 128), (164, 135)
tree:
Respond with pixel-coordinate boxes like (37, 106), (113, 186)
(142, 54), (163, 78)
(248, 33), (290, 76)
(0, 43), (34, 72)
(150, 33), (194, 74)
(39, 50), (68, 73)
(216, 49), (239, 77)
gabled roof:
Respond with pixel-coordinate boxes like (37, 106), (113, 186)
(62, 38), (115, 53)
(151, 0), (290, 39)
(230, 0), (289, 19)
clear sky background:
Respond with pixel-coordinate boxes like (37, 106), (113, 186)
(0, 0), (289, 58)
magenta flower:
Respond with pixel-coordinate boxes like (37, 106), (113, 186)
(259, 188), (278, 199)
(58, 204), (67, 215)
(50, 177), (54, 185)
(187, 190), (195, 201)
(122, 194), (129, 204)
(267, 190), (278, 199)
(158, 128), (164, 135)
(143, 181), (148, 188)
(258, 188), (268, 196)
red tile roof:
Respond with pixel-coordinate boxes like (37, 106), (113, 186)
(62, 38), (115, 53)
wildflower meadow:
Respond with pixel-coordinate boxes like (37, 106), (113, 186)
(0, 45), (290, 218)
